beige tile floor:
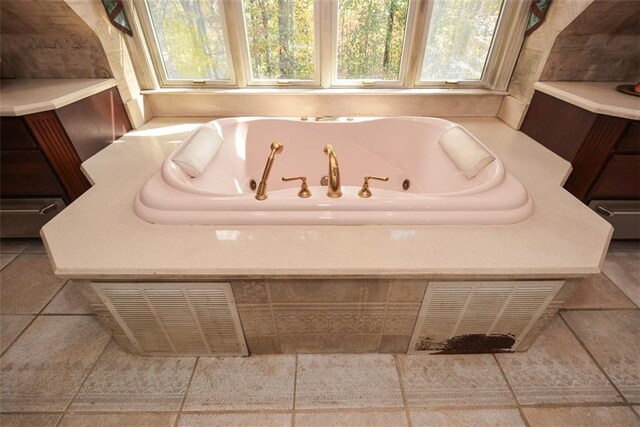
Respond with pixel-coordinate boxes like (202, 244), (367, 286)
(0, 238), (639, 427)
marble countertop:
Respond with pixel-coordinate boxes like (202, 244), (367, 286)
(0, 79), (117, 116)
(41, 117), (612, 280)
(534, 81), (640, 120)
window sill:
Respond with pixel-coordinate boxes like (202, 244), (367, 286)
(142, 87), (507, 96)
(142, 88), (507, 117)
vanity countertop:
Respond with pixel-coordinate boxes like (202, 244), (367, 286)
(534, 81), (640, 120)
(41, 117), (612, 280)
(0, 78), (117, 116)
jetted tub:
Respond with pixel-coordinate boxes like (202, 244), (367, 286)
(134, 117), (534, 225)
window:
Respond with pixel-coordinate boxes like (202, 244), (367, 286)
(135, 0), (527, 89)
(335, 0), (411, 84)
(419, 0), (503, 83)
(237, 0), (318, 85)
(142, 0), (234, 85)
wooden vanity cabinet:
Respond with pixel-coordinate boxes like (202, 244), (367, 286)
(521, 91), (640, 238)
(0, 86), (131, 237)
(522, 91), (639, 202)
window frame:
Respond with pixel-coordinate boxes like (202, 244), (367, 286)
(132, 0), (528, 90)
(413, 0), (529, 89)
(230, 0), (322, 87)
(135, 0), (237, 87)
(329, 0), (418, 88)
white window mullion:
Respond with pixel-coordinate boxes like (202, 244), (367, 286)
(321, 0), (336, 88)
(222, 0), (248, 87)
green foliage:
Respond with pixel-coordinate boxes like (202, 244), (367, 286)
(421, 0), (503, 81)
(147, 0), (230, 80)
(337, 0), (408, 80)
(244, 0), (315, 80)
(145, 0), (503, 84)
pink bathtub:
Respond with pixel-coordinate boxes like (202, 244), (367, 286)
(134, 117), (534, 225)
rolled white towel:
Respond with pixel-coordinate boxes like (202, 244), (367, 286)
(438, 126), (496, 179)
(173, 123), (224, 178)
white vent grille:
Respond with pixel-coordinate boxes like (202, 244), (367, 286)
(92, 283), (248, 356)
(409, 281), (563, 354)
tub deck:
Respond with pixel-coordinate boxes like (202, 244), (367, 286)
(42, 117), (610, 280)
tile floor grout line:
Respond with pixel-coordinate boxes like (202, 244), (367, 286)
(492, 353), (522, 407)
(0, 253), (21, 271)
(56, 336), (112, 425)
(600, 267), (640, 310)
(559, 312), (631, 405)
(392, 354), (413, 427)
(38, 279), (71, 316)
(516, 406), (532, 427)
(174, 356), (200, 427)
(629, 405), (640, 421)
(0, 314), (38, 358)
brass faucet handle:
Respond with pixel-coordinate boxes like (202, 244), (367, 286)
(364, 175), (389, 184)
(358, 175), (389, 198)
(282, 176), (312, 198)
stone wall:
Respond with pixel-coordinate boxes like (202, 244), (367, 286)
(0, 0), (112, 79)
(540, 0), (640, 82)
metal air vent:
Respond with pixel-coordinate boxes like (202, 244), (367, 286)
(91, 282), (248, 356)
(409, 281), (563, 354)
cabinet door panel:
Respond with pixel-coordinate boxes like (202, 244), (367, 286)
(590, 155), (640, 198)
(0, 117), (37, 150)
(0, 151), (64, 196)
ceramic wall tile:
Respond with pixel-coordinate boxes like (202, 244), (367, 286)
(295, 354), (403, 409)
(269, 280), (388, 303)
(59, 413), (177, 427)
(237, 305), (276, 335)
(43, 281), (94, 314)
(522, 406), (640, 427)
(0, 315), (34, 354)
(296, 411), (408, 427)
(70, 340), (196, 411)
(273, 303), (386, 334)
(397, 354), (514, 407)
(178, 412), (292, 427)
(232, 281), (270, 303)
(562, 310), (640, 403)
(388, 281), (427, 303)
(379, 335), (411, 353)
(183, 355), (295, 411)
(496, 317), (621, 405)
(410, 409), (525, 427)
(278, 334), (380, 353)
(245, 335), (280, 354)
(0, 316), (111, 411)
(0, 254), (66, 314)
(603, 252), (640, 307)
(383, 304), (420, 335)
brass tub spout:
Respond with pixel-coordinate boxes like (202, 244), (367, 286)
(255, 141), (284, 201)
(323, 144), (342, 198)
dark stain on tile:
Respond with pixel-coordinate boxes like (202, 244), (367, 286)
(416, 334), (516, 354)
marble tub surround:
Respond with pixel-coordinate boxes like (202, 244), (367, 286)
(42, 117), (610, 278)
(0, 79), (117, 116)
(534, 81), (640, 120)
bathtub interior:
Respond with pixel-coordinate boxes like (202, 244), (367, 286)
(166, 118), (501, 197)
